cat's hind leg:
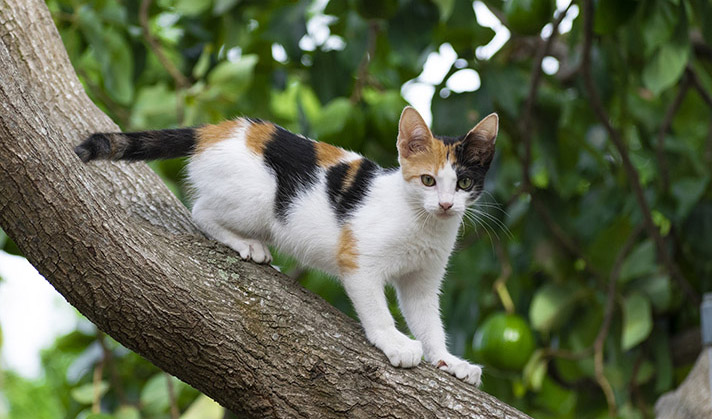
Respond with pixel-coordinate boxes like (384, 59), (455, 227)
(192, 204), (272, 264)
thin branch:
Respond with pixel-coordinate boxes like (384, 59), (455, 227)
(519, 1), (574, 176)
(591, 224), (643, 416)
(350, 21), (379, 104)
(580, 0), (699, 305)
(166, 374), (180, 419)
(493, 239), (515, 314)
(92, 356), (105, 414)
(707, 117), (712, 165)
(656, 75), (690, 193)
(97, 331), (129, 405)
(686, 66), (712, 108)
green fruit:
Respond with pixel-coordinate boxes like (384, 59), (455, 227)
(504, 0), (555, 36)
(473, 312), (536, 370)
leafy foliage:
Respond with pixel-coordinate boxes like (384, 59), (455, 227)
(2, 0), (712, 417)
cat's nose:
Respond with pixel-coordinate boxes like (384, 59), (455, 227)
(439, 202), (453, 211)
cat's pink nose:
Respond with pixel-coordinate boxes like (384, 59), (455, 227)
(439, 202), (453, 211)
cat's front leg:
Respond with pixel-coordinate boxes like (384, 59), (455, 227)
(341, 271), (423, 368)
(394, 269), (482, 386)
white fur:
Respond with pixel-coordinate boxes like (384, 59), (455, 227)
(187, 118), (483, 386)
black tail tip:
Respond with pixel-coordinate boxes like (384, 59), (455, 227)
(74, 144), (92, 163)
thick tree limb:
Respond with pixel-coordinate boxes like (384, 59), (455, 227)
(0, 1), (529, 417)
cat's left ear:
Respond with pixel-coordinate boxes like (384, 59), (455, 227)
(463, 113), (498, 161)
(397, 106), (433, 158)
(466, 113), (498, 145)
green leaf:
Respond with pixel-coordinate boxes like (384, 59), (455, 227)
(213, 0), (240, 15)
(180, 394), (224, 419)
(130, 83), (178, 129)
(175, 0), (212, 16)
(529, 283), (581, 333)
(115, 406), (141, 419)
(77, 6), (134, 104)
(205, 54), (258, 100)
(71, 381), (109, 405)
(619, 240), (656, 284)
(621, 292), (653, 350)
(642, 42), (690, 96)
(672, 176), (710, 219)
(522, 349), (547, 391)
(313, 98), (353, 139)
(140, 374), (186, 414)
(432, 0), (456, 21)
(636, 274), (671, 312)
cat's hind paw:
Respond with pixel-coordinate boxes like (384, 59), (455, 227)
(435, 356), (482, 386)
(232, 239), (272, 264)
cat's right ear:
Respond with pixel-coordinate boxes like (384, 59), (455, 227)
(397, 106), (433, 158)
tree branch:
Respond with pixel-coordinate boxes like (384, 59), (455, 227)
(580, 0), (699, 305)
(655, 75), (690, 193)
(0, 1), (529, 417)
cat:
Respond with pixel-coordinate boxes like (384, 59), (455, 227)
(75, 106), (498, 386)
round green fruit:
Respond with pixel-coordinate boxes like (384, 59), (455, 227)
(504, 0), (555, 36)
(473, 312), (536, 370)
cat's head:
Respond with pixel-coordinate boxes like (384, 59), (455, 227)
(396, 106), (497, 219)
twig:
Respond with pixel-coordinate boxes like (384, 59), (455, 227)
(350, 21), (379, 104)
(493, 239), (514, 314)
(686, 66), (712, 108)
(166, 373), (180, 419)
(97, 331), (129, 405)
(139, 0), (188, 125)
(519, 1), (574, 176)
(655, 75), (690, 193)
(580, 0), (699, 305)
(707, 117), (712, 165)
(508, 1), (598, 279)
(92, 357), (105, 414)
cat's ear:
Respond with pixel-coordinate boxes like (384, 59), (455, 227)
(397, 106), (433, 158)
(463, 113), (498, 162)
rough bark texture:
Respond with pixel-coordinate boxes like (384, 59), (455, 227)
(0, 1), (530, 417)
(655, 348), (712, 419)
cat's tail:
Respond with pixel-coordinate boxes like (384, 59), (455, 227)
(75, 128), (197, 163)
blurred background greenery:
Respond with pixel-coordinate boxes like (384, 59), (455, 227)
(1, 0), (712, 417)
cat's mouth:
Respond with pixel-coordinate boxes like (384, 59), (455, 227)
(435, 209), (458, 219)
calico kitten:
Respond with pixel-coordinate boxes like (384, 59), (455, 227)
(76, 106), (497, 386)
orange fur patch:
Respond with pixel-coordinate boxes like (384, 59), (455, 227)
(315, 141), (346, 167)
(400, 138), (457, 182)
(337, 226), (359, 273)
(196, 120), (241, 153)
(245, 120), (277, 155)
(343, 159), (362, 190)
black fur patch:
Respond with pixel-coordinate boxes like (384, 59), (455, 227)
(120, 129), (197, 160)
(75, 128), (196, 162)
(262, 126), (319, 219)
(326, 158), (379, 221)
(453, 141), (492, 199)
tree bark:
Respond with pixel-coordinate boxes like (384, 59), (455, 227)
(0, 1), (529, 417)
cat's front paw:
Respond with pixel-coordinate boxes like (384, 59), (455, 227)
(433, 355), (482, 386)
(372, 332), (423, 368)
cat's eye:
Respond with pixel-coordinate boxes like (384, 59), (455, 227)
(421, 175), (436, 187)
(457, 177), (473, 190)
